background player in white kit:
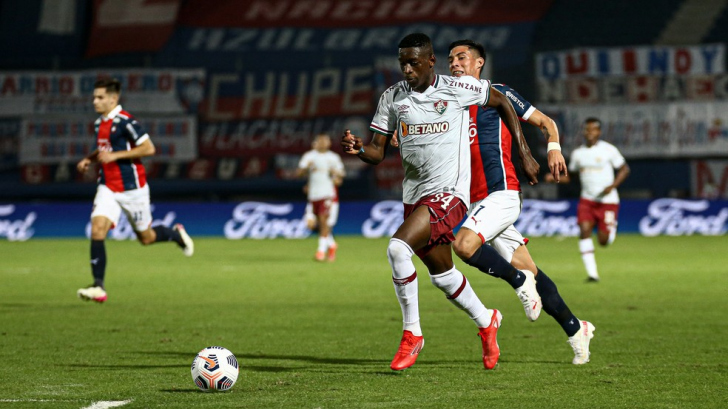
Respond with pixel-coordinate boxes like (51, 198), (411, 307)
(297, 133), (345, 261)
(342, 33), (537, 371)
(546, 118), (630, 282)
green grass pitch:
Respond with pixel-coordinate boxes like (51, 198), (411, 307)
(1, 235), (726, 408)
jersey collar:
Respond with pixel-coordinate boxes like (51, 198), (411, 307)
(404, 75), (440, 94)
(102, 105), (123, 120)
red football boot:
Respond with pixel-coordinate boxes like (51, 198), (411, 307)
(390, 330), (424, 371)
(478, 309), (503, 370)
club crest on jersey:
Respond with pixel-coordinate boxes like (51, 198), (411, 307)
(434, 100), (447, 114)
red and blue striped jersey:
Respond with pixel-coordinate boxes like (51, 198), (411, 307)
(469, 84), (536, 203)
(95, 105), (149, 192)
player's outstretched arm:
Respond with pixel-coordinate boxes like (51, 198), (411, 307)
(528, 110), (567, 183)
(487, 88), (539, 185)
(341, 129), (389, 165)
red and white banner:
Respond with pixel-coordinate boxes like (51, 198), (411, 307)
(536, 44), (725, 80)
(178, 0), (553, 28)
(0, 69), (204, 115)
(86, 0), (182, 57)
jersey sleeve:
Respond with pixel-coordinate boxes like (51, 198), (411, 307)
(122, 118), (150, 145)
(568, 149), (580, 172)
(333, 154), (345, 176)
(609, 144), (626, 169)
(369, 85), (398, 136)
(494, 84), (535, 120)
(298, 152), (312, 169)
(449, 76), (490, 108)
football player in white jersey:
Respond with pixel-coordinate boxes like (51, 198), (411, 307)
(342, 33), (538, 371)
(546, 118), (630, 282)
(297, 133), (345, 261)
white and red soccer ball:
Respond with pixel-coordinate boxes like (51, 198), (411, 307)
(191, 346), (239, 392)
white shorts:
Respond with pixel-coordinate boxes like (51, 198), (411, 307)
(460, 190), (525, 263)
(91, 184), (152, 232)
(304, 201), (339, 227)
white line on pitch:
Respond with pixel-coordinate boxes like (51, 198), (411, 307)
(80, 400), (133, 409)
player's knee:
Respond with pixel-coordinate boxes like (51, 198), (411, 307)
(387, 238), (413, 264)
(452, 235), (479, 261)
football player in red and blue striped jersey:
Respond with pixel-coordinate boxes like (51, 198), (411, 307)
(75, 78), (194, 303)
(446, 40), (595, 365)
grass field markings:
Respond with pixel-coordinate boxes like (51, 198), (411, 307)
(80, 400), (132, 409)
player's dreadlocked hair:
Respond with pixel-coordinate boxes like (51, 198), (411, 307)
(448, 39), (487, 63)
(398, 33), (433, 52)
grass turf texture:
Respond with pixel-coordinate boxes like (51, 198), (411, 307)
(0, 235), (726, 409)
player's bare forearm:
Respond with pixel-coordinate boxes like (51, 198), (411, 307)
(342, 129), (387, 165)
(106, 140), (156, 162)
(612, 164), (631, 188)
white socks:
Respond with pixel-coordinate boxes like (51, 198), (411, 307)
(579, 238), (599, 280)
(327, 234), (336, 248)
(430, 266), (491, 328)
(317, 236), (327, 252)
(387, 238), (421, 336)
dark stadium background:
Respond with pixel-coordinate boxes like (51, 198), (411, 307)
(0, 0), (726, 204)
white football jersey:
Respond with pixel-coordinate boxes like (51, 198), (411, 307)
(370, 75), (491, 205)
(568, 140), (626, 204)
(298, 150), (344, 201)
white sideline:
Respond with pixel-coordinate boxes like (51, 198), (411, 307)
(81, 400), (133, 409)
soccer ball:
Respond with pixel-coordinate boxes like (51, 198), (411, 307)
(190, 346), (239, 392)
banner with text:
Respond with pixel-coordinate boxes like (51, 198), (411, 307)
(18, 115), (198, 164)
(0, 69), (205, 116)
(2, 198), (726, 241)
(543, 101), (728, 158)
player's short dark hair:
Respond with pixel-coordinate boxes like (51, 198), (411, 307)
(448, 40), (486, 63)
(585, 117), (602, 128)
(398, 33), (433, 51)
(94, 78), (121, 94)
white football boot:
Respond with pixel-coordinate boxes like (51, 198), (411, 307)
(77, 286), (107, 303)
(174, 224), (194, 257)
(515, 269), (542, 321)
(568, 320), (596, 364)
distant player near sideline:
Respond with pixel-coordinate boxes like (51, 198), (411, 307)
(297, 133), (345, 261)
(75, 78), (193, 303)
(546, 118), (630, 282)
(342, 33), (539, 371)
(445, 39), (596, 364)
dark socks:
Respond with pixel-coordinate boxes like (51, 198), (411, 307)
(465, 245), (526, 289)
(535, 269), (580, 337)
(153, 225), (182, 246)
(90, 240), (106, 288)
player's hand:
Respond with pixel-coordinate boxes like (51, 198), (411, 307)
(521, 154), (540, 186)
(600, 185), (615, 196)
(547, 150), (567, 183)
(341, 129), (363, 154)
(390, 131), (399, 148)
(76, 158), (91, 173)
(97, 151), (116, 164)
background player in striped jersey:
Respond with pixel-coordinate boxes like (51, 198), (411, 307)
(75, 78), (194, 303)
(545, 118), (630, 282)
(342, 33), (539, 371)
(297, 133), (345, 261)
(445, 40), (596, 364)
